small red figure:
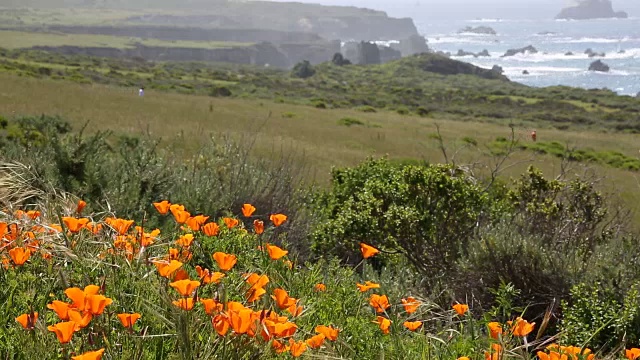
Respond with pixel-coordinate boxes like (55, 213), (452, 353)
(531, 130), (537, 142)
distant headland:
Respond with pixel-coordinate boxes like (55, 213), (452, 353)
(555, 0), (628, 20)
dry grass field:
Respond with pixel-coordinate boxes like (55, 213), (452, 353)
(1, 72), (638, 216)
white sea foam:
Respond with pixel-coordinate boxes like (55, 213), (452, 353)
(468, 18), (503, 23)
(553, 36), (635, 44)
(501, 66), (583, 77)
(428, 36), (499, 45)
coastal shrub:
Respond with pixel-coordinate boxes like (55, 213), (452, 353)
(0, 115), (311, 246)
(291, 60), (315, 79)
(311, 158), (486, 282)
(337, 117), (365, 127)
(559, 283), (640, 350)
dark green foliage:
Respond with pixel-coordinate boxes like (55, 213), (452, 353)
(209, 85), (232, 97)
(337, 117), (364, 127)
(331, 52), (351, 66)
(0, 115), (310, 245)
(291, 60), (315, 79)
(311, 158), (486, 280)
(560, 283), (640, 350)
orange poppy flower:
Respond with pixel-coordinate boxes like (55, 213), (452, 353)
(195, 265), (225, 284)
(76, 200), (87, 215)
(170, 279), (201, 297)
(173, 298), (195, 311)
(223, 217), (239, 229)
(287, 304), (303, 317)
(63, 217), (90, 233)
(403, 321), (422, 331)
(153, 201), (171, 215)
(266, 244), (288, 260)
(356, 281), (380, 292)
(105, 218), (135, 235)
(85, 295), (113, 316)
(47, 321), (77, 344)
(68, 309), (92, 329)
(71, 348), (105, 360)
(305, 334), (326, 349)
(245, 273), (270, 288)
(185, 215), (209, 232)
(269, 214), (287, 227)
(47, 300), (71, 320)
(228, 308), (255, 335)
(453, 303), (469, 316)
(627, 348), (640, 360)
(289, 338), (307, 357)
(242, 204), (256, 218)
(212, 314), (230, 336)
(176, 234), (195, 248)
(401, 297), (420, 314)
(253, 220), (264, 235)
(85, 222), (103, 235)
(272, 288), (297, 309)
(272, 339), (288, 354)
(369, 294), (391, 313)
(15, 312), (38, 330)
(508, 317), (535, 337)
(373, 316), (391, 335)
(314, 283), (326, 292)
(315, 325), (339, 341)
(8, 247), (31, 266)
(202, 222), (220, 236)
(200, 299), (223, 315)
(246, 286), (267, 303)
(117, 313), (141, 329)
(171, 268), (188, 281)
(64, 285), (101, 312)
(458, 357), (471, 360)
(153, 260), (183, 279)
(26, 210), (41, 220)
(360, 243), (379, 259)
(263, 320), (298, 340)
(488, 322), (503, 339)
(213, 252), (237, 271)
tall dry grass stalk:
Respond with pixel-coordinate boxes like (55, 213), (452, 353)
(0, 162), (44, 209)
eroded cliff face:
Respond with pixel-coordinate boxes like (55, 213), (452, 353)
(555, 0), (628, 19)
(28, 41), (341, 68)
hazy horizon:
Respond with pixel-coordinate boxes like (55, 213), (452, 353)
(267, 0), (639, 20)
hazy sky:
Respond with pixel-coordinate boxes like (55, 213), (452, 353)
(268, 0), (638, 20)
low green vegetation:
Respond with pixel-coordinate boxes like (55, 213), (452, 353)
(1, 117), (640, 358)
(1, 49), (639, 133)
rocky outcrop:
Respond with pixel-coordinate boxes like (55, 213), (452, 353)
(588, 60), (610, 72)
(401, 53), (508, 81)
(502, 45), (538, 57)
(556, 0), (628, 20)
(356, 42), (381, 65)
(584, 48), (606, 57)
(378, 46), (402, 64)
(390, 35), (429, 57)
(454, 49), (490, 57)
(565, 51), (574, 56)
(457, 26), (497, 35)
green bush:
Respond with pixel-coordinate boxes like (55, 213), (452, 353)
(337, 117), (365, 127)
(560, 283), (640, 350)
(311, 158), (486, 281)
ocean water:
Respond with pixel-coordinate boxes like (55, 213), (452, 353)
(415, 18), (640, 96)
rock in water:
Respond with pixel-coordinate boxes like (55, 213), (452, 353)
(457, 26), (497, 35)
(565, 51), (574, 56)
(477, 49), (491, 57)
(502, 45), (538, 57)
(556, 0), (628, 20)
(588, 60), (610, 72)
(522, 70), (530, 75)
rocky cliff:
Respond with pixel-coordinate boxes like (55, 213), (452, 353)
(556, 0), (628, 19)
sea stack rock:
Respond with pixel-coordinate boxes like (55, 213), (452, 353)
(457, 26), (497, 35)
(556, 0), (628, 20)
(502, 45), (538, 57)
(588, 60), (610, 72)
